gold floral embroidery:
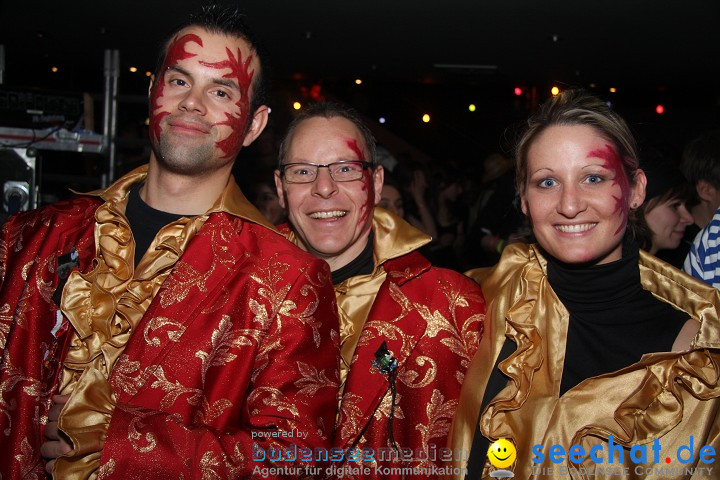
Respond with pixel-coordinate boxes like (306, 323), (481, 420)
(157, 262), (211, 308)
(0, 303), (11, 348)
(20, 260), (32, 281)
(198, 444), (245, 480)
(338, 392), (363, 441)
(150, 366), (204, 410)
(397, 355), (437, 388)
(128, 413), (158, 453)
(193, 397), (233, 425)
(132, 364), (233, 425)
(0, 354), (42, 437)
(14, 437), (45, 479)
(97, 459), (116, 479)
(294, 361), (339, 396)
(32, 254), (56, 305)
(415, 389), (457, 448)
(111, 355), (145, 395)
(247, 386), (299, 417)
(143, 316), (187, 347)
(196, 315), (263, 383)
(417, 279), (483, 360)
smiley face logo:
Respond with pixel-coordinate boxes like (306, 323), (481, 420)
(487, 438), (517, 469)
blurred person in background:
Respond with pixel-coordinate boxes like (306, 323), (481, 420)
(635, 149), (694, 268)
(393, 156), (438, 239)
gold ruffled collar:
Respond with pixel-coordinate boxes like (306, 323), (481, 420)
(54, 165), (274, 478)
(482, 243), (720, 449)
(83, 164), (276, 230)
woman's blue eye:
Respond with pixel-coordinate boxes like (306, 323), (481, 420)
(539, 179), (555, 188)
(586, 175), (603, 184)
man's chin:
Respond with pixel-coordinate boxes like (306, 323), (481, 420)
(154, 141), (215, 176)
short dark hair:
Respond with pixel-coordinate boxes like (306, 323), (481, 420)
(277, 102), (377, 167)
(154, 3), (271, 116)
(680, 130), (720, 189)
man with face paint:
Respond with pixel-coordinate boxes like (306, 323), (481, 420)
(274, 103), (485, 479)
(0, 6), (339, 479)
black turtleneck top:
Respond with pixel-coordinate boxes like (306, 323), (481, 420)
(331, 233), (375, 285)
(546, 243), (688, 396)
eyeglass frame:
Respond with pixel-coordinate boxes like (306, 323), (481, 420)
(278, 160), (374, 183)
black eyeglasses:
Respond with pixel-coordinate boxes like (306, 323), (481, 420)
(280, 161), (372, 183)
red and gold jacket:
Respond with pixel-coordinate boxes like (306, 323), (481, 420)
(282, 209), (485, 480)
(0, 168), (340, 479)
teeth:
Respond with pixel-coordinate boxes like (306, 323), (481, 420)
(309, 210), (347, 219)
(556, 223), (596, 233)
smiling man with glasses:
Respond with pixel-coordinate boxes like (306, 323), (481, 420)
(274, 102), (486, 479)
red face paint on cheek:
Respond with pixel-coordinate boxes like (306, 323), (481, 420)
(357, 170), (374, 227)
(200, 47), (255, 158)
(588, 144), (631, 235)
(346, 139), (366, 162)
(149, 34), (203, 142)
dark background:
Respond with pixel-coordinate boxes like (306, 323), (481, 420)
(1, 0), (719, 180)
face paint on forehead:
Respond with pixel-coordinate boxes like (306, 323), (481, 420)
(345, 139), (366, 162)
(589, 143), (631, 235)
(149, 33), (203, 142)
(199, 47), (255, 158)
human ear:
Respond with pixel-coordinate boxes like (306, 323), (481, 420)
(242, 105), (269, 147)
(630, 169), (648, 208)
(273, 169), (286, 209)
(147, 74), (156, 99)
(372, 166), (385, 205)
(696, 179), (719, 203)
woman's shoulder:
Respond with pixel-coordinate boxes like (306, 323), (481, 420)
(465, 243), (542, 292)
(639, 250), (720, 349)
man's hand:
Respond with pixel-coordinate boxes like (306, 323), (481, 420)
(41, 394), (72, 475)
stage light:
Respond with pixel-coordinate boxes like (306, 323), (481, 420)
(514, 87), (522, 96)
(422, 114), (431, 123)
(551, 86), (560, 96)
(51, 67), (58, 73)
(129, 67), (138, 73)
(609, 87), (617, 93)
(145, 71), (152, 77)
(355, 79), (363, 85)
(293, 102), (302, 110)
(468, 104), (476, 112)
(379, 117), (386, 124)
(656, 104), (665, 114)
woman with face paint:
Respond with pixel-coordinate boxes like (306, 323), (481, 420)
(447, 90), (720, 480)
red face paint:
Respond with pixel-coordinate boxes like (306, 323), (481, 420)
(200, 47), (255, 158)
(588, 144), (631, 235)
(149, 34), (203, 142)
(356, 170), (374, 226)
(346, 139), (366, 162)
